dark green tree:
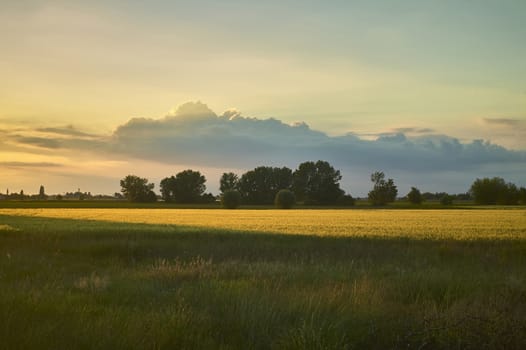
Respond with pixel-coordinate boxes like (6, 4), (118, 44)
(440, 194), (454, 205)
(219, 172), (239, 194)
(160, 176), (177, 202)
(238, 166), (293, 205)
(120, 175), (156, 202)
(200, 193), (216, 204)
(221, 189), (242, 209)
(470, 177), (520, 205)
(520, 187), (526, 205)
(292, 160), (344, 205)
(38, 185), (47, 200)
(160, 170), (206, 203)
(368, 171), (398, 206)
(407, 187), (423, 205)
(336, 194), (356, 206)
(274, 189), (296, 209)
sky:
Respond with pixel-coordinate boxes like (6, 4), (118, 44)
(1, 0), (525, 196)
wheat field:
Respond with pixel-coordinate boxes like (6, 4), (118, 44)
(1, 208), (524, 239)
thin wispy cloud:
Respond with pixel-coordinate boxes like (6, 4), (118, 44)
(0, 161), (63, 168)
(36, 126), (99, 138)
(483, 118), (523, 127)
(390, 127), (435, 134)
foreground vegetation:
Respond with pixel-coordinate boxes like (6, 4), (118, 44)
(1, 209), (525, 349)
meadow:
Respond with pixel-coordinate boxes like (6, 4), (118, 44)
(1, 208), (525, 349)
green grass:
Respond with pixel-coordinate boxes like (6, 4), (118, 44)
(1, 212), (526, 349)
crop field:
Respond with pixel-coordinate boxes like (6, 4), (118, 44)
(1, 208), (526, 349)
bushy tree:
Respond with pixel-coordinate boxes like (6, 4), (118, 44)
(440, 194), (454, 205)
(38, 185), (47, 200)
(238, 166), (293, 204)
(336, 194), (356, 206)
(292, 160), (344, 205)
(120, 175), (156, 202)
(520, 187), (526, 205)
(221, 190), (241, 209)
(470, 177), (520, 205)
(407, 187), (423, 204)
(201, 193), (216, 204)
(274, 189), (295, 209)
(220, 172), (239, 194)
(368, 171), (397, 205)
(160, 170), (206, 203)
(160, 176), (177, 202)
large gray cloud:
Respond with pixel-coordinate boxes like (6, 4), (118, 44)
(6, 102), (526, 195)
(110, 102), (526, 171)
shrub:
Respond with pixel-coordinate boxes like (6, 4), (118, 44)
(336, 194), (356, 206)
(221, 190), (241, 209)
(470, 177), (519, 205)
(407, 187), (423, 205)
(200, 193), (216, 204)
(440, 194), (453, 205)
(275, 189), (296, 209)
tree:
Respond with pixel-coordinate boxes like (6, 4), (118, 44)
(368, 171), (397, 206)
(160, 170), (206, 203)
(38, 185), (47, 200)
(336, 194), (356, 206)
(440, 194), (453, 205)
(520, 187), (526, 205)
(201, 193), (216, 204)
(275, 189), (295, 209)
(120, 175), (156, 202)
(160, 176), (177, 202)
(407, 187), (423, 204)
(238, 166), (293, 205)
(219, 172), (239, 194)
(221, 190), (241, 209)
(292, 160), (344, 205)
(470, 177), (520, 205)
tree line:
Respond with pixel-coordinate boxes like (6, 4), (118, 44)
(118, 160), (526, 207)
(121, 160), (357, 207)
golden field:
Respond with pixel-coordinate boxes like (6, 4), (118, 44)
(1, 208), (524, 240)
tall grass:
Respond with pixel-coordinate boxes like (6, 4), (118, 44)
(1, 211), (525, 349)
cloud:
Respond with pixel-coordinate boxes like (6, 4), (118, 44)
(5, 127), (107, 152)
(111, 102), (330, 167)
(483, 118), (523, 127)
(13, 136), (62, 149)
(36, 125), (99, 138)
(2, 102), (525, 195)
(0, 161), (63, 168)
(390, 127), (435, 134)
(109, 102), (525, 173)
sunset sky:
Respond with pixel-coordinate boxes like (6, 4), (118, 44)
(1, 0), (525, 196)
